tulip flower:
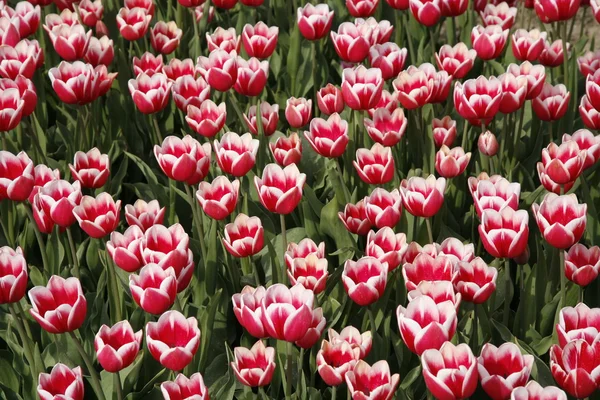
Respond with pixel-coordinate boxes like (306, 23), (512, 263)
(556, 303), (600, 347)
(368, 89), (397, 118)
(206, 27), (239, 53)
(338, 200), (373, 235)
(285, 239), (325, 268)
(533, 193), (587, 249)
(432, 116), (457, 148)
(353, 143), (394, 185)
(124, 200), (165, 232)
(393, 67), (432, 110)
(369, 42), (407, 81)
(29, 276), (87, 334)
(94, 320), (142, 373)
(580, 95), (600, 130)
(346, 360), (400, 399)
(480, 2), (518, 28)
(146, 310), (200, 371)
(563, 129), (600, 170)
(73, 193), (121, 238)
(550, 339), (600, 399)
(510, 381), (567, 400)
(129, 263), (178, 315)
(242, 22), (278, 59)
(213, 0), (238, 8)
(68, 148), (109, 189)
(537, 141), (585, 185)
(2, 2), (40, 38)
(84, 36), (114, 67)
(436, 237), (476, 263)
(1, 76), (35, 119)
(317, 339), (358, 386)
(161, 373), (209, 400)
(231, 340), (276, 387)
(223, 214), (264, 257)
(341, 66), (383, 111)
(261, 283), (314, 341)
(346, 0), (379, 17)
(128, 72), (172, 114)
(0, 150), (33, 201)
(400, 175), (446, 218)
(386, 0), (410, 8)
(140, 224), (194, 292)
(46, 23), (92, 61)
(578, 50), (600, 78)
(154, 135), (211, 184)
(435, 43), (477, 79)
(171, 75), (210, 111)
(232, 285), (266, 338)
(234, 57), (268, 96)
(78, 0), (103, 26)
(285, 97), (312, 128)
(468, 174), (521, 217)
(295, 308), (326, 349)
(563, 244), (600, 287)
(116, 7), (151, 41)
(106, 225), (144, 273)
(196, 176), (239, 221)
(441, 0), (468, 15)
(342, 256), (387, 306)
(37, 364), (84, 400)
(454, 76), (503, 125)
(498, 72), (528, 114)
(196, 49), (238, 92)
(0, 17), (18, 47)
(269, 132), (302, 166)
(532, 83), (570, 121)
(363, 108), (406, 147)
(539, 40), (567, 67)
(287, 253), (328, 294)
(317, 84), (344, 115)
(511, 29), (547, 61)
(534, 0), (580, 23)
(0, 40), (41, 80)
(124, 0), (155, 14)
(0, 86), (24, 132)
(479, 207), (529, 259)
(365, 228), (407, 271)
(132, 52), (163, 77)
(455, 257), (498, 303)
(419, 63), (453, 104)
(193, 4), (215, 22)
(478, 131), (499, 156)
(364, 188), (402, 229)
(422, 342), (478, 400)
(435, 146), (471, 178)
(397, 295), (457, 355)
(297, 3), (334, 41)
(478, 343), (534, 400)
(163, 58), (194, 81)
(185, 99), (226, 138)
(0, 246), (28, 304)
(408, 281), (462, 310)
(403, 253), (456, 291)
(330, 22), (371, 63)
(243, 101), (279, 136)
(507, 61), (546, 100)
(304, 113), (349, 158)
(537, 164), (575, 195)
(471, 25), (509, 60)
(213, 132), (259, 177)
(254, 163), (306, 215)
(328, 326), (373, 359)
(34, 179), (82, 228)
(409, 0), (442, 26)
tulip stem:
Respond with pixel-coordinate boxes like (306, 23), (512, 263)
(332, 386), (337, 400)
(66, 227), (80, 279)
(184, 184), (207, 263)
(23, 205), (50, 273)
(503, 258), (511, 327)
(560, 249), (566, 308)
(472, 305), (479, 353)
(8, 304), (38, 387)
(255, 96), (266, 171)
(107, 256), (123, 324)
(425, 218), (434, 244)
(69, 331), (106, 400)
(368, 307), (377, 335)
(151, 114), (163, 145)
(561, 22), (569, 90)
(580, 286), (584, 304)
(403, 12), (416, 65)
(115, 371), (124, 400)
(312, 40), (318, 116)
(286, 340), (293, 396)
(280, 214), (287, 269)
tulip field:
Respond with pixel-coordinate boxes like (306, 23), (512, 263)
(3, 0), (600, 398)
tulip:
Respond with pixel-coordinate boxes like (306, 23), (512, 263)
(94, 320), (142, 373)
(468, 174), (520, 217)
(580, 95), (600, 130)
(455, 257), (498, 303)
(409, 0), (442, 26)
(418, 63), (453, 104)
(154, 135), (211, 185)
(403, 253), (456, 291)
(0, 40), (41, 80)
(223, 214), (264, 258)
(510, 381), (567, 400)
(146, 310), (200, 371)
(132, 52), (163, 76)
(242, 22), (278, 59)
(562, 129), (600, 170)
(364, 188), (402, 229)
(206, 27), (240, 53)
(346, 360), (400, 399)
(578, 50), (600, 78)
(479, 207), (529, 259)
(193, 5), (215, 23)
(536, 163), (575, 195)
(304, 113), (349, 158)
(534, 0), (579, 23)
(408, 280), (462, 311)
(480, 2), (518, 28)
(432, 116), (457, 148)
(287, 253), (328, 294)
(436, 145), (471, 178)
(261, 283), (314, 341)
(441, 0), (468, 15)
(537, 141), (585, 185)
(269, 132), (302, 166)
(84, 36), (114, 67)
(386, 0), (410, 8)
(400, 175), (446, 218)
(511, 29), (547, 61)
(328, 326), (372, 359)
(29, 276), (87, 334)
(185, 99), (226, 138)
(232, 285), (266, 338)
(295, 308), (326, 349)
(254, 163), (306, 215)
(37, 364), (84, 400)
(163, 58), (194, 81)
(129, 263), (178, 315)
(330, 22), (371, 63)
(34, 179), (82, 228)
(338, 200), (373, 235)
(586, 69), (600, 112)
(234, 57), (268, 96)
(196, 176), (239, 221)
(297, 3), (334, 41)
(0, 150), (33, 201)
(478, 343), (534, 400)
(397, 295), (457, 355)
(435, 43), (477, 79)
(317, 84), (344, 115)
(421, 342), (478, 400)
(478, 131), (499, 157)
(196, 49), (238, 92)
(363, 17), (394, 45)
(243, 101), (279, 136)
(116, 7), (151, 41)
(214, 132), (259, 177)
(471, 25), (509, 60)
(68, 148), (109, 189)
(369, 42), (407, 81)
(0, 17), (18, 47)
(342, 256), (387, 306)
(285, 97), (312, 129)
(106, 225), (144, 272)
(1, 76), (35, 119)
(539, 40), (566, 68)
(532, 83), (570, 121)
(507, 61), (546, 100)
(2, 2), (40, 38)
(46, 23), (92, 61)
(436, 237), (475, 263)
(77, 0), (102, 26)
(404, 241), (437, 263)
(341, 66), (383, 111)
(231, 340), (276, 387)
(128, 72), (172, 114)
(353, 143), (394, 185)
(393, 67), (432, 110)
(346, 0), (379, 17)
(498, 72), (528, 114)
(73, 193), (121, 238)
(365, 228), (407, 271)
(367, 90), (397, 120)
(161, 373), (209, 400)
(124, 199), (165, 232)
(285, 239), (325, 268)
(563, 244), (600, 287)
(454, 76), (503, 125)
(124, 0), (155, 14)
(317, 339), (358, 386)
(213, 0), (238, 8)
(556, 303), (600, 348)
(0, 246), (28, 304)
(550, 339), (600, 399)
(364, 108), (407, 147)
(0, 86), (24, 132)
(171, 75), (210, 111)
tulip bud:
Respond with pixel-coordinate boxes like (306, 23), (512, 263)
(37, 364), (84, 400)
(511, 29), (547, 61)
(231, 340), (276, 387)
(69, 148), (109, 189)
(94, 321), (142, 372)
(471, 24), (509, 60)
(243, 101), (279, 136)
(455, 257), (498, 303)
(106, 225), (144, 273)
(580, 95), (600, 130)
(403, 253), (456, 290)
(295, 308), (326, 349)
(304, 113), (349, 158)
(163, 57), (194, 81)
(507, 61), (546, 100)
(0, 246), (28, 304)
(0, 150), (33, 201)
(478, 342), (534, 400)
(478, 131), (499, 156)
(578, 50), (600, 78)
(124, 199), (165, 232)
(317, 84), (344, 115)
(400, 175), (446, 218)
(435, 145), (471, 178)
(84, 36), (114, 67)
(368, 42), (407, 81)
(234, 57), (269, 97)
(269, 132), (302, 166)
(214, 132), (259, 177)
(317, 339), (358, 386)
(532, 82), (570, 121)
(223, 214), (264, 258)
(285, 97), (312, 128)
(34, 179), (82, 228)
(534, 0), (580, 23)
(242, 22), (278, 59)
(342, 256), (388, 306)
(353, 143), (395, 185)
(550, 340), (599, 399)
(297, 3), (334, 41)
(468, 174), (521, 217)
(154, 135), (211, 184)
(480, 2), (518, 28)
(330, 22), (371, 63)
(499, 72), (528, 114)
(78, 0), (103, 27)
(132, 52), (163, 77)
(129, 263), (178, 314)
(454, 76), (503, 125)
(563, 243), (600, 287)
(409, 0), (442, 26)
(161, 373), (209, 400)
(346, 360), (400, 399)
(232, 285), (266, 338)
(432, 116), (457, 147)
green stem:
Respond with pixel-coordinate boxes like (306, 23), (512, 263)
(403, 12), (416, 64)
(115, 371), (124, 400)
(332, 385), (337, 400)
(561, 22), (569, 89)
(472, 305), (479, 353)
(24, 205), (49, 273)
(280, 214), (287, 280)
(107, 255), (123, 323)
(8, 304), (38, 386)
(151, 114), (163, 145)
(312, 40), (319, 116)
(560, 249), (566, 308)
(367, 307), (377, 335)
(255, 97), (266, 171)
(335, 159), (351, 205)
(185, 185), (207, 261)
(460, 120), (469, 150)
(429, 27), (437, 63)
(503, 258), (511, 327)
(286, 341), (293, 397)
(66, 227), (79, 279)
(580, 286), (584, 304)
(69, 331), (106, 400)
(425, 217), (433, 244)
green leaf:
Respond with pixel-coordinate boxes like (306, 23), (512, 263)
(124, 151), (159, 186)
(0, 355), (19, 393)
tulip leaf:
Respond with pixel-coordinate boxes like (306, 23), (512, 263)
(124, 151), (159, 186)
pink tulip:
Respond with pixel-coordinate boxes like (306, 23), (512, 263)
(0, 40), (41, 79)
(68, 147), (109, 189)
(38, 364), (84, 400)
(129, 263), (177, 314)
(564, 244), (600, 287)
(84, 36), (114, 67)
(261, 283), (314, 342)
(368, 89), (397, 118)
(242, 22), (278, 59)
(128, 72), (172, 114)
(510, 381), (567, 400)
(455, 257), (497, 303)
(34, 179), (82, 228)
(532, 193), (587, 249)
(231, 340), (276, 387)
(214, 132), (259, 177)
(0, 85), (24, 132)
(478, 131), (499, 156)
(297, 3), (334, 41)
(346, 360), (400, 399)
(468, 174), (521, 217)
(223, 214), (264, 257)
(454, 76), (503, 125)
(364, 107), (407, 147)
(154, 135), (211, 185)
(243, 101), (279, 136)
(365, 227), (407, 271)
(77, 0), (103, 26)
(234, 57), (268, 97)
(578, 50), (600, 78)
(212, 0), (238, 8)
(161, 373), (209, 400)
(386, 0), (410, 8)
(400, 175), (446, 218)
(479, 207), (529, 259)
(409, 0), (442, 26)
(369, 42), (407, 81)
(116, 7), (151, 41)
(534, 0), (580, 23)
(330, 22), (371, 63)
(196, 49), (238, 92)
(106, 225), (144, 272)
(435, 42), (477, 79)
(46, 23), (91, 61)
(0, 150), (33, 201)
(163, 58), (194, 81)
(436, 237), (475, 263)
(507, 61), (546, 100)
(403, 253), (456, 291)
(124, 0), (155, 14)
(2, 2), (40, 38)
(269, 132), (302, 166)
(511, 29), (547, 61)
(562, 129), (600, 170)
(338, 200), (373, 235)
(478, 343), (534, 400)
(364, 188), (402, 229)
(538, 141), (585, 185)
(498, 72), (528, 114)
(550, 339), (600, 399)
(479, 2), (518, 28)
(435, 145), (471, 178)
(254, 163), (306, 214)
(329, 326), (372, 359)
(287, 246), (328, 294)
(73, 192), (121, 238)
(580, 95), (600, 131)
(407, 280), (462, 310)
(317, 84), (344, 115)
(556, 303), (600, 347)
(196, 176), (239, 221)
(206, 27), (239, 53)
(532, 83), (570, 121)
(422, 342), (478, 400)
(342, 256), (387, 306)
(185, 99), (226, 138)
(0, 246), (28, 304)
(393, 66), (432, 110)
(341, 65), (383, 111)
(132, 52), (163, 77)
(471, 24), (509, 60)
(193, 5), (215, 23)
(317, 339), (358, 386)
(432, 116), (457, 148)
(146, 310), (200, 371)
(353, 143), (394, 185)
(94, 320), (142, 372)
(124, 199), (165, 232)
(304, 113), (349, 158)
(232, 285), (266, 338)
(171, 75), (210, 112)
(285, 97), (312, 128)
(295, 308), (326, 349)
